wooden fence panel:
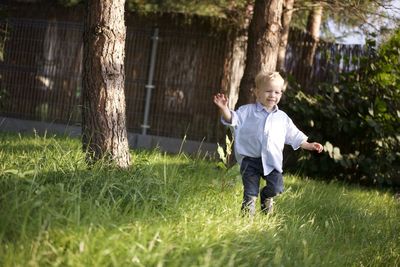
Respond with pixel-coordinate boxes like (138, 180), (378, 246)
(0, 18), (226, 142)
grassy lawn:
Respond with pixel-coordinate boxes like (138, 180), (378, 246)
(0, 132), (399, 267)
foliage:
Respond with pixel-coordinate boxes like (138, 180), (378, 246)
(216, 134), (234, 170)
(55, 0), (250, 24)
(129, 0), (251, 27)
(126, 0), (246, 16)
(1, 132), (400, 266)
(282, 30), (400, 186)
(57, 0), (82, 7)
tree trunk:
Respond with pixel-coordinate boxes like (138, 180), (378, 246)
(221, 2), (253, 110)
(297, 1), (323, 91)
(82, 0), (131, 168)
(236, 0), (284, 107)
(276, 0), (295, 72)
(305, 1), (323, 66)
(223, 31), (247, 109)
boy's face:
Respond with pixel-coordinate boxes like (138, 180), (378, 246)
(254, 83), (283, 110)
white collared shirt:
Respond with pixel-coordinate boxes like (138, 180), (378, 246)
(222, 102), (308, 175)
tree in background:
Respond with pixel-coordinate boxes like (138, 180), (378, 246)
(221, 1), (254, 109)
(304, 1), (323, 63)
(82, 0), (131, 167)
(235, 0), (284, 107)
(292, 0), (323, 90)
(277, 0), (295, 71)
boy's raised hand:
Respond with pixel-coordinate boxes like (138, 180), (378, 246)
(213, 93), (232, 123)
(213, 93), (229, 110)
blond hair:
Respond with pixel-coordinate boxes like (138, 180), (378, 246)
(255, 71), (286, 92)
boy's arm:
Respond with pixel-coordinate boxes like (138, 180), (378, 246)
(300, 141), (323, 153)
(219, 106), (232, 123)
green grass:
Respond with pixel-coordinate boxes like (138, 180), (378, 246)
(0, 132), (399, 267)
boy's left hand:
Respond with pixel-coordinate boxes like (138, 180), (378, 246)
(312, 142), (323, 153)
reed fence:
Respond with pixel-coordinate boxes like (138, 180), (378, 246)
(0, 18), (366, 143)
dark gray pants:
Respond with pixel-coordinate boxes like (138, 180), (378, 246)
(240, 157), (284, 214)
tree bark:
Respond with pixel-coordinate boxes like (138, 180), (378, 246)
(305, 1), (323, 66)
(276, 0), (295, 72)
(236, 0), (284, 107)
(297, 0), (323, 91)
(82, 0), (131, 168)
(221, 2), (253, 109)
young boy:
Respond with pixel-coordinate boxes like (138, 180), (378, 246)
(213, 71), (323, 216)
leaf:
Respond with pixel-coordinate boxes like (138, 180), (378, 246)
(323, 141), (333, 154)
(216, 143), (226, 163)
(3, 169), (36, 178)
(3, 169), (19, 175)
(368, 106), (374, 116)
(374, 98), (387, 113)
(216, 162), (227, 170)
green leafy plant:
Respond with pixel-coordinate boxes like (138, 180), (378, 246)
(216, 134), (233, 171)
(282, 30), (400, 186)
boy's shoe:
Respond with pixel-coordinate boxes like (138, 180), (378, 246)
(241, 196), (257, 217)
(261, 197), (274, 214)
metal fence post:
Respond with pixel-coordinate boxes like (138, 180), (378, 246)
(141, 27), (159, 135)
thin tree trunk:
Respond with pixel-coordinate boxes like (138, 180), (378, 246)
(224, 32), (247, 109)
(297, 0), (323, 91)
(236, 0), (284, 107)
(277, 0), (295, 72)
(82, 0), (131, 168)
(305, 1), (323, 66)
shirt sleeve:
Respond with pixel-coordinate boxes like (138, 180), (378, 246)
(220, 105), (247, 128)
(221, 110), (238, 127)
(285, 117), (308, 150)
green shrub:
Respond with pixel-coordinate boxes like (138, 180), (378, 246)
(282, 31), (400, 186)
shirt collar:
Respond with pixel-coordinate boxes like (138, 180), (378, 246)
(256, 102), (279, 113)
